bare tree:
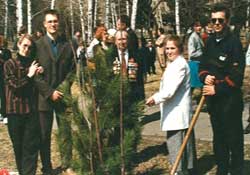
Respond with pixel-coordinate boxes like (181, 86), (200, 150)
(51, 0), (56, 9)
(4, 0), (8, 38)
(111, 2), (117, 29)
(105, 0), (111, 28)
(27, 0), (32, 34)
(87, 0), (94, 43)
(70, 0), (74, 36)
(247, 0), (250, 27)
(16, 0), (23, 33)
(126, 0), (130, 17)
(131, 0), (138, 30)
(78, 0), (86, 43)
(94, 0), (98, 27)
(175, 0), (181, 36)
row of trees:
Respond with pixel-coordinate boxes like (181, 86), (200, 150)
(0, 0), (250, 45)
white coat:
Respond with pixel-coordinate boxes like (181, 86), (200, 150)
(152, 55), (192, 131)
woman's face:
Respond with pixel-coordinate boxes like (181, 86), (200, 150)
(165, 40), (180, 61)
(18, 38), (32, 57)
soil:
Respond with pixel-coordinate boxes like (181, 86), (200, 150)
(1, 64), (250, 175)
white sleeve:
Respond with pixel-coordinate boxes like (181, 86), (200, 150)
(153, 63), (186, 104)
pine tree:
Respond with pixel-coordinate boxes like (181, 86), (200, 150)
(59, 46), (143, 174)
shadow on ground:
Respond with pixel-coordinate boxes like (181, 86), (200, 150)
(197, 154), (215, 174)
(135, 142), (167, 164)
(140, 111), (160, 125)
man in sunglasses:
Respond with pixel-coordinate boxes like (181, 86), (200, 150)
(199, 3), (245, 175)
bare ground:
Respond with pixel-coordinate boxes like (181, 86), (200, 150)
(1, 64), (250, 175)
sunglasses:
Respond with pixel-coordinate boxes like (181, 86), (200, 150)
(211, 18), (225, 24)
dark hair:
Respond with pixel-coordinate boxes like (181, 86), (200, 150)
(165, 35), (183, 53)
(158, 28), (165, 34)
(43, 9), (60, 21)
(118, 15), (130, 27)
(211, 3), (230, 20)
(192, 20), (201, 27)
(18, 26), (27, 36)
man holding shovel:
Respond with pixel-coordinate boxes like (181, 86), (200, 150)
(199, 3), (245, 175)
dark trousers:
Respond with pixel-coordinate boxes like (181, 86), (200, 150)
(146, 62), (156, 74)
(0, 80), (5, 117)
(207, 93), (244, 175)
(39, 108), (72, 172)
(7, 113), (40, 175)
(39, 111), (54, 173)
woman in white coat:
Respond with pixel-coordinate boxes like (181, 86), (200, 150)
(146, 35), (197, 175)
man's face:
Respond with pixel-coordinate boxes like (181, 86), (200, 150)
(43, 14), (59, 35)
(116, 19), (126, 30)
(115, 31), (128, 51)
(148, 41), (152, 47)
(211, 11), (227, 33)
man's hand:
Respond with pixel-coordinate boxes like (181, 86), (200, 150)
(146, 96), (155, 106)
(204, 75), (215, 85)
(36, 66), (44, 74)
(203, 85), (216, 96)
(51, 90), (63, 101)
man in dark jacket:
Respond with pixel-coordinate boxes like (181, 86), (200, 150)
(116, 15), (139, 54)
(199, 4), (245, 175)
(34, 9), (74, 175)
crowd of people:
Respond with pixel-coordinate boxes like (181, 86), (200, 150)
(0, 2), (249, 175)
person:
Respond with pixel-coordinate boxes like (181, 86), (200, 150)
(244, 43), (250, 134)
(92, 26), (115, 64)
(113, 30), (145, 101)
(72, 30), (81, 50)
(116, 15), (139, 53)
(146, 35), (197, 175)
(155, 28), (167, 73)
(146, 40), (156, 75)
(245, 27), (250, 49)
(86, 26), (102, 59)
(137, 38), (149, 80)
(34, 9), (74, 175)
(201, 23), (213, 45)
(188, 21), (204, 106)
(13, 26), (27, 52)
(4, 34), (41, 175)
(32, 29), (44, 41)
(0, 35), (11, 122)
(199, 3), (245, 175)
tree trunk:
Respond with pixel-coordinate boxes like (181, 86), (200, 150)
(87, 0), (94, 43)
(246, 0), (250, 27)
(94, 0), (98, 28)
(27, 0), (32, 34)
(175, 0), (181, 36)
(4, 0), (8, 38)
(131, 0), (138, 30)
(78, 0), (86, 45)
(111, 2), (117, 29)
(51, 0), (56, 9)
(16, 0), (23, 34)
(105, 0), (111, 29)
(126, 0), (130, 17)
(70, 0), (74, 37)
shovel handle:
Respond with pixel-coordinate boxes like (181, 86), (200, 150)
(170, 96), (206, 175)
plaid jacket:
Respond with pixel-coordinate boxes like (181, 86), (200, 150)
(4, 55), (36, 114)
